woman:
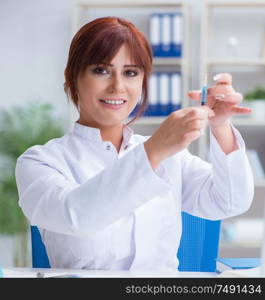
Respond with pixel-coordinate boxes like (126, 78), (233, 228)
(15, 17), (254, 271)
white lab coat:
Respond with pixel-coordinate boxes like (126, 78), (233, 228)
(15, 122), (254, 271)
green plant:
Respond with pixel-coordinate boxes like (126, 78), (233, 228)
(244, 86), (265, 101)
(0, 101), (65, 235)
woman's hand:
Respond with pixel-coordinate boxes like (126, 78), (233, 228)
(144, 106), (214, 169)
(187, 73), (251, 128)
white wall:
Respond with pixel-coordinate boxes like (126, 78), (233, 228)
(0, 0), (74, 129)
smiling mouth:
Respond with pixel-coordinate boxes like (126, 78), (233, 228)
(99, 99), (127, 105)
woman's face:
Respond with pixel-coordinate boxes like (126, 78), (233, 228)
(77, 44), (144, 128)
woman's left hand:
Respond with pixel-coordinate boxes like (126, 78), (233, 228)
(187, 73), (252, 128)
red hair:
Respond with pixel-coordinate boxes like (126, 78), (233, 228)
(64, 17), (153, 124)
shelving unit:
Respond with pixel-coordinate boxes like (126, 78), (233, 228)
(200, 0), (265, 169)
(200, 1), (265, 258)
(199, 1), (265, 159)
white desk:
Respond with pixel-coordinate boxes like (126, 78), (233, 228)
(1, 267), (217, 278)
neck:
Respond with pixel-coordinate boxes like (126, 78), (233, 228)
(77, 119), (124, 152)
(100, 124), (124, 152)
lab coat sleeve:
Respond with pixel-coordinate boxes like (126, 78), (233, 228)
(181, 125), (254, 220)
(15, 143), (171, 237)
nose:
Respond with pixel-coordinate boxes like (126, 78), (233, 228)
(108, 74), (126, 94)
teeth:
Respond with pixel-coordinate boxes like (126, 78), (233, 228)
(101, 99), (125, 105)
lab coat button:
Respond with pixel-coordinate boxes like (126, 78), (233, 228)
(106, 145), (111, 150)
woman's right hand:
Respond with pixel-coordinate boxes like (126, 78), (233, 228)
(144, 106), (214, 170)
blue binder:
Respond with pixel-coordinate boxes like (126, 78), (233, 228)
(130, 72), (182, 117)
(149, 13), (182, 58)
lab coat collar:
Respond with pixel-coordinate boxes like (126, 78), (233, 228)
(72, 122), (134, 148)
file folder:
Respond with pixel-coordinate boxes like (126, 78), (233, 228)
(172, 13), (182, 57)
(149, 13), (160, 57)
(159, 72), (170, 115)
(171, 72), (181, 111)
(130, 72), (182, 117)
(148, 74), (159, 116)
(149, 12), (182, 57)
(161, 14), (171, 55)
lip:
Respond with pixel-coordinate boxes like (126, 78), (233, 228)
(99, 99), (127, 110)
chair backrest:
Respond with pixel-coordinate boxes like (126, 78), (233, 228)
(31, 213), (221, 271)
(30, 226), (50, 268)
(177, 212), (221, 272)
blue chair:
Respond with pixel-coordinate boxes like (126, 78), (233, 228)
(30, 226), (50, 268)
(31, 213), (221, 271)
(177, 212), (221, 272)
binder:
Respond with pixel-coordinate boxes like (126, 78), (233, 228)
(161, 14), (171, 56)
(159, 73), (170, 115)
(159, 73), (170, 105)
(148, 73), (159, 116)
(131, 72), (182, 117)
(149, 13), (160, 57)
(171, 72), (181, 111)
(149, 12), (183, 57)
(149, 12), (182, 57)
(172, 13), (182, 57)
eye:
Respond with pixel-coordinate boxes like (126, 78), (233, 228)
(125, 69), (139, 77)
(92, 66), (109, 75)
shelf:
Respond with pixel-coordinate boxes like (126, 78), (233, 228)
(131, 114), (265, 127)
(220, 241), (261, 249)
(153, 57), (183, 66)
(132, 116), (265, 127)
(207, 59), (265, 66)
(76, 0), (185, 8)
(207, 1), (265, 8)
(254, 181), (265, 188)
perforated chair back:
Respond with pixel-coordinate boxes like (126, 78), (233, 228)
(177, 212), (221, 272)
(30, 226), (50, 268)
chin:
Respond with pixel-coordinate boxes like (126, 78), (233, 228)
(100, 113), (129, 125)
(98, 118), (125, 128)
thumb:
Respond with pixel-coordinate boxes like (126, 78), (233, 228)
(213, 73), (232, 85)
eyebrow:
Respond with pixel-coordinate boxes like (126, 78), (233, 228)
(98, 62), (141, 68)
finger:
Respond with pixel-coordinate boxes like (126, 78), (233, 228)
(184, 107), (214, 123)
(188, 86), (236, 105)
(186, 119), (207, 131)
(187, 91), (218, 111)
(214, 92), (243, 105)
(187, 90), (201, 101)
(183, 108), (205, 123)
(200, 105), (215, 118)
(183, 130), (201, 143)
(213, 73), (232, 85)
(231, 106), (252, 115)
(207, 85), (235, 96)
